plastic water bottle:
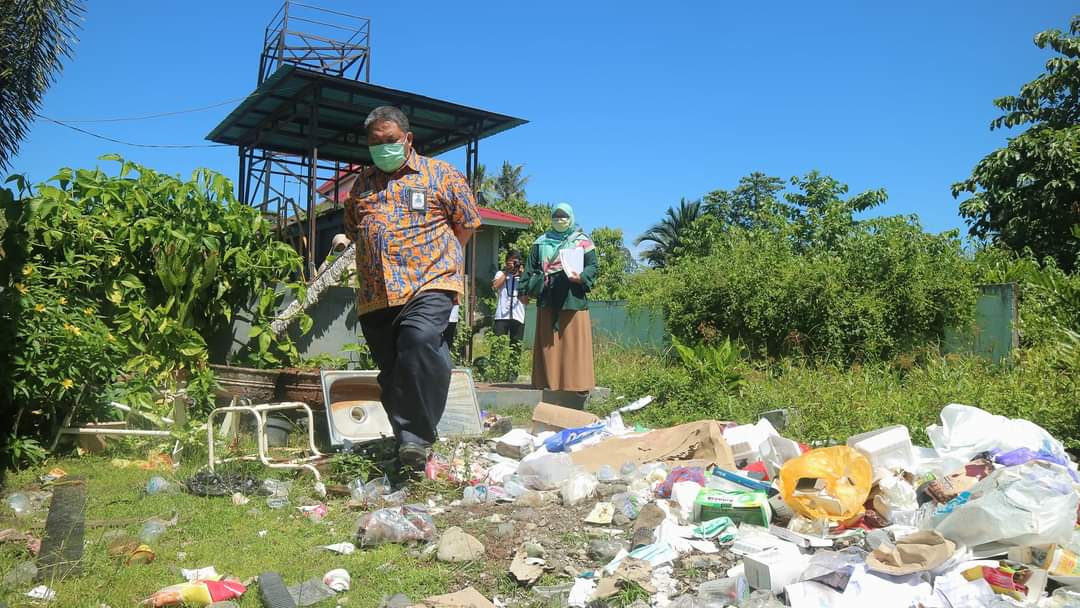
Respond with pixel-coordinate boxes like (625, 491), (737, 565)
(503, 476), (528, 498)
(146, 476), (173, 495)
(596, 465), (619, 482)
(139, 521), (166, 543)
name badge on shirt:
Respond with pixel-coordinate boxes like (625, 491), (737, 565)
(405, 187), (426, 212)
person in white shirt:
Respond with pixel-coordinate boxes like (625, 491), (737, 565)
(491, 251), (527, 344)
(443, 303), (460, 352)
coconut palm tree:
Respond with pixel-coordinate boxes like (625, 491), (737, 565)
(0, 0), (83, 169)
(635, 197), (704, 268)
(493, 161), (529, 202)
(471, 163), (490, 194)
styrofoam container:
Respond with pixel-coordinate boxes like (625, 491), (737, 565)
(846, 425), (915, 480)
(744, 547), (811, 595)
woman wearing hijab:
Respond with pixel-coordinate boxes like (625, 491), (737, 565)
(523, 203), (598, 396)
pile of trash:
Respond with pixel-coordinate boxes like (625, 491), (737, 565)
(7, 399), (1080, 608)
(397, 400), (1080, 607)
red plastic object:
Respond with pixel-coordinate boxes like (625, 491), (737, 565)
(742, 460), (770, 481)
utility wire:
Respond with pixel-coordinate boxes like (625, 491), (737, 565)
(36, 114), (229, 149)
(44, 97), (248, 123)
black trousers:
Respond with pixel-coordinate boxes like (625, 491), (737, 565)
(442, 322), (457, 348)
(493, 319), (524, 343)
(359, 290), (454, 446)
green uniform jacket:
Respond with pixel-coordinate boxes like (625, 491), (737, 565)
(523, 244), (599, 312)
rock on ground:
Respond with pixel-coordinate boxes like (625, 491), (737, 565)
(437, 527), (485, 563)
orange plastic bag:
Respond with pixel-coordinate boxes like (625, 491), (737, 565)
(779, 446), (872, 523)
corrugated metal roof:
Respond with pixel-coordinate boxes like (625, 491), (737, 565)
(206, 65), (527, 163)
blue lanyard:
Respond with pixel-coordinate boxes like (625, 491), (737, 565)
(504, 274), (516, 314)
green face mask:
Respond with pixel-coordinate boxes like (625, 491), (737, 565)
(370, 142), (406, 173)
(552, 217), (572, 233)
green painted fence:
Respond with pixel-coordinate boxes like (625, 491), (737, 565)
(522, 284), (1018, 363)
(944, 283), (1019, 364)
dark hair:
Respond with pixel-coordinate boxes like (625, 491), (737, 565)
(507, 250), (522, 261)
(364, 106), (410, 133)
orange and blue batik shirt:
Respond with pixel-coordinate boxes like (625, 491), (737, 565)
(344, 151), (481, 316)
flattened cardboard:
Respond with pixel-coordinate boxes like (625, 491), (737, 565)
(571, 420), (736, 473)
(530, 402), (600, 434)
(412, 586), (496, 608)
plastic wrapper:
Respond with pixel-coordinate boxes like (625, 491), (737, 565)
(611, 492), (642, 519)
(142, 579), (246, 607)
(518, 452), (574, 490)
(183, 471), (259, 497)
(934, 461), (1080, 548)
(778, 446), (872, 523)
(874, 474), (918, 522)
(657, 466), (705, 498)
(560, 471), (598, 506)
(356, 505), (437, 546)
(544, 423), (606, 452)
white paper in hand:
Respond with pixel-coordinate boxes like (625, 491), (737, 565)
(559, 247), (584, 275)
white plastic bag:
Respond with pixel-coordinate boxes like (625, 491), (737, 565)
(933, 461), (1080, 548)
(518, 452), (574, 490)
(560, 471), (598, 506)
(926, 404), (1077, 476)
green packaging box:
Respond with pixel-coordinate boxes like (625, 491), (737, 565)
(693, 488), (772, 526)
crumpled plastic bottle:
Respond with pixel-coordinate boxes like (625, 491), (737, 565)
(503, 475), (528, 498)
(146, 476), (176, 495)
(6, 493), (29, 515)
(596, 465), (619, 482)
(611, 492), (642, 519)
(140, 521), (166, 543)
(263, 479), (292, 509)
(740, 590), (785, 608)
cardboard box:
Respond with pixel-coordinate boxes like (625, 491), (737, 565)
(694, 488), (772, 526)
(530, 402), (599, 434)
(744, 548), (810, 595)
(570, 419), (736, 473)
(1009, 545), (1080, 585)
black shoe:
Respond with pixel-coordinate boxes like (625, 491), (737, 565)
(398, 442), (429, 472)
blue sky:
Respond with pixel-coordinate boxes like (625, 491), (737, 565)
(10, 1), (1077, 250)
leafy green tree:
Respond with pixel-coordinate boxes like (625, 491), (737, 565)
(635, 198), (704, 268)
(703, 172), (786, 230)
(487, 194), (552, 257)
(492, 161), (530, 203)
(590, 226), (636, 300)
(0, 0), (83, 169)
(953, 16), (1080, 272)
(783, 171), (888, 251)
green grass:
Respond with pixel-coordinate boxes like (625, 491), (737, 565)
(590, 340), (1080, 449)
(0, 455), (459, 607)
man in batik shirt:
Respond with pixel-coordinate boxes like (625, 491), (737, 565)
(344, 106), (481, 474)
